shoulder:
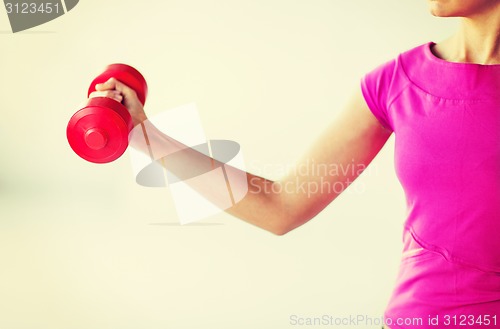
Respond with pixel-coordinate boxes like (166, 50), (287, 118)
(362, 42), (430, 97)
(360, 43), (430, 131)
(399, 42), (431, 64)
(364, 43), (430, 86)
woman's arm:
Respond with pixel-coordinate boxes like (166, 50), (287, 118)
(92, 78), (392, 235)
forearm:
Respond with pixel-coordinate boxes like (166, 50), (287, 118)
(97, 86), (391, 236)
(129, 120), (290, 234)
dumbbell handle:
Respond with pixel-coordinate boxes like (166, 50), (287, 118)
(88, 64), (148, 106)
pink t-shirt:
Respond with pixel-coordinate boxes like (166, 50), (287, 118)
(361, 42), (500, 328)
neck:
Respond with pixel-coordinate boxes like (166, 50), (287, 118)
(436, 5), (500, 64)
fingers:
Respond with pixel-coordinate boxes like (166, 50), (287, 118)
(91, 77), (145, 126)
(89, 90), (123, 103)
(94, 77), (118, 91)
(95, 78), (138, 99)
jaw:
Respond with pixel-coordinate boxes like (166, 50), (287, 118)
(428, 0), (500, 18)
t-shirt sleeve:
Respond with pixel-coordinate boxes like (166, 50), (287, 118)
(360, 59), (397, 132)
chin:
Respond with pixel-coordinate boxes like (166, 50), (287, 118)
(428, 1), (456, 17)
(427, 0), (497, 18)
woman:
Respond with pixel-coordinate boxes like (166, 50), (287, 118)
(91, 1), (500, 327)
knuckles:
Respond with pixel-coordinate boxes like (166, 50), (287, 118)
(88, 91), (121, 100)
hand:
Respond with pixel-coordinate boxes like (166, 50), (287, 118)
(89, 77), (148, 126)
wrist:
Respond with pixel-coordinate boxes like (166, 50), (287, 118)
(132, 113), (148, 127)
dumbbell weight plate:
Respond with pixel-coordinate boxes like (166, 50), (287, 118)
(67, 97), (133, 163)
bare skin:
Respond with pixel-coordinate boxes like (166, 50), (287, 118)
(429, 0), (500, 64)
(90, 1), (500, 239)
(95, 81), (391, 235)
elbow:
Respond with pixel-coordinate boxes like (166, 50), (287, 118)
(264, 216), (292, 236)
(262, 193), (317, 236)
(268, 214), (304, 236)
(270, 225), (290, 236)
(269, 210), (317, 236)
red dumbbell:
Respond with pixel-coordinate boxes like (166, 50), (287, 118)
(67, 64), (148, 163)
